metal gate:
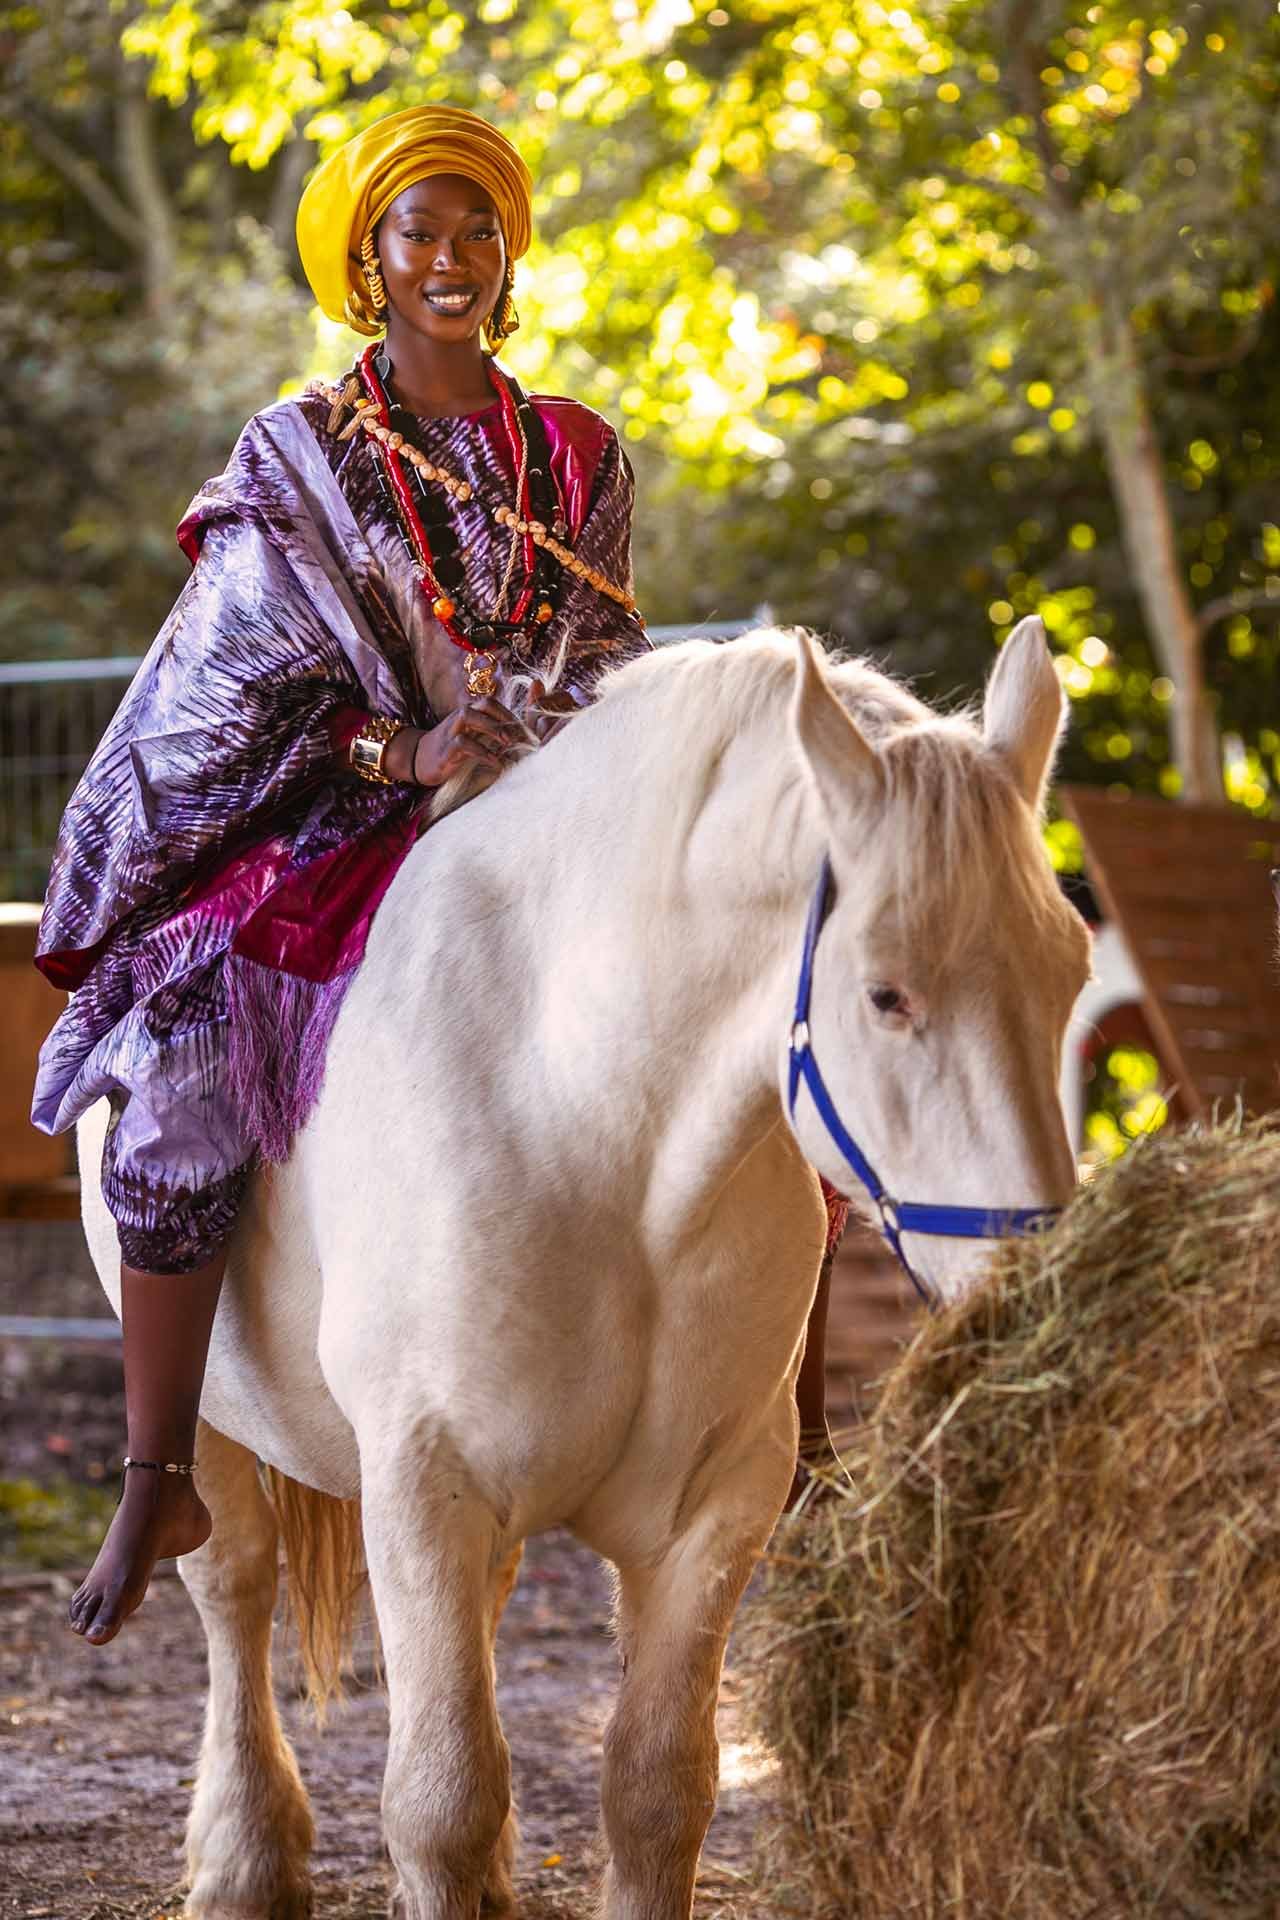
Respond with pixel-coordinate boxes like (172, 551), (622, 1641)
(0, 660), (140, 902)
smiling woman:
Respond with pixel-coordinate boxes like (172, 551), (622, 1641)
(31, 103), (654, 1651)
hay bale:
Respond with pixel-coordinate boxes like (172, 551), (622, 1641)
(745, 1119), (1280, 1919)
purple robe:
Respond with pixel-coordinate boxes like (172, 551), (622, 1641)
(32, 379), (649, 1269)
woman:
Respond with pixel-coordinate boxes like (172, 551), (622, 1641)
(32, 104), (655, 1645)
(34, 104), (842, 1647)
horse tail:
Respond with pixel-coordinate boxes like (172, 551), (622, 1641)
(262, 1466), (371, 1721)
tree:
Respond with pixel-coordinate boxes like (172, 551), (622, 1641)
(513, 0), (1279, 802)
(3, 0), (1278, 815)
(0, 1), (316, 658)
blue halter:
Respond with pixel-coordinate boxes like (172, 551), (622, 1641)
(786, 857), (1061, 1310)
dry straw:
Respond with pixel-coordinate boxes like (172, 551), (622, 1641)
(744, 1117), (1280, 1919)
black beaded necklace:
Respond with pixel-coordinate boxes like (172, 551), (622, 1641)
(366, 344), (566, 666)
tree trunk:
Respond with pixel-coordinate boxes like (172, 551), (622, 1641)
(1085, 296), (1223, 803)
(268, 134), (312, 258)
(115, 53), (178, 316)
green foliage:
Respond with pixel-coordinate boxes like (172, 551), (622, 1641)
(2, 231), (313, 657)
(1, 1), (314, 658)
(1083, 1044), (1169, 1163)
(0, 1476), (117, 1571)
(2, 0), (1278, 802)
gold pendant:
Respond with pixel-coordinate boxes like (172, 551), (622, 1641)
(465, 651), (498, 699)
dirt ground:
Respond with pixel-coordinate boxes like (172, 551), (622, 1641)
(1, 1533), (776, 1920)
(1, 1222), (802, 1920)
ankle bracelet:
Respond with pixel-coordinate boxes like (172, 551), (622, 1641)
(122, 1456), (197, 1475)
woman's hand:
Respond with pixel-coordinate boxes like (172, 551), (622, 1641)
(376, 673), (577, 786)
(521, 678), (579, 744)
(390, 696), (525, 787)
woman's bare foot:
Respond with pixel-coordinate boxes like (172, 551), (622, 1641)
(70, 1251), (228, 1645)
(68, 1471), (211, 1645)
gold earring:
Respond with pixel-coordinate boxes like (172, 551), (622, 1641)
(490, 286), (520, 345)
(360, 230), (387, 317)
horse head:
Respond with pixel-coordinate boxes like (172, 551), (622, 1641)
(786, 617), (1091, 1300)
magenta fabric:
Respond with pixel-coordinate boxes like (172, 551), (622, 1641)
(231, 810), (421, 981)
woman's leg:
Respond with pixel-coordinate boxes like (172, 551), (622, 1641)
(72, 1052), (252, 1646)
(785, 1181), (849, 1511)
(69, 1252), (225, 1645)
(784, 1249), (835, 1511)
(795, 1246), (834, 1458)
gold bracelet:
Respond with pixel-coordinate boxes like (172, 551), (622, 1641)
(350, 713), (400, 785)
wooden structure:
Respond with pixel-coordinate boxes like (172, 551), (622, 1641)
(0, 906), (77, 1219)
(1060, 788), (1280, 1119)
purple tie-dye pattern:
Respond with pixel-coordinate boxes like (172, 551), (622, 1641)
(32, 381), (649, 1272)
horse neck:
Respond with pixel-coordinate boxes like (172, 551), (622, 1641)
(401, 669), (823, 1208)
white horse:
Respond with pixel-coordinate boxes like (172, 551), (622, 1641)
(79, 618), (1089, 1920)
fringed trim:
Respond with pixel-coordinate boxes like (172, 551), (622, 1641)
(225, 952), (358, 1165)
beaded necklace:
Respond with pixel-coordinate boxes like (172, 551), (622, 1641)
(358, 342), (559, 698)
(318, 347), (645, 700)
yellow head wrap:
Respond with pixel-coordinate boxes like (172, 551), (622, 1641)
(296, 105), (534, 338)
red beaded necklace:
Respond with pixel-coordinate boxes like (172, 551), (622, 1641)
(358, 342), (547, 697)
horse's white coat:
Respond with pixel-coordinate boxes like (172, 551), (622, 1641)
(78, 620), (1090, 1919)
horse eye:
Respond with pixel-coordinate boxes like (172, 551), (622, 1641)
(869, 984), (905, 1016)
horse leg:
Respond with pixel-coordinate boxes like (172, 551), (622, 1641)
(180, 1419), (314, 1919)
(364, 1450), (515, 1920)
(396, 1545), (525, 1914)
(481, 1545), (524, 1914)
(600, 1457), (784, 1920)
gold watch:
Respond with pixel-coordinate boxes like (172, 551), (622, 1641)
(349, 713), (400, 785)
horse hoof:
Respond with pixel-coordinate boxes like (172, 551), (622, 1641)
(389, 1881), (517, 1918)
(482, 1806), (519, 1913)
(185, 1892), (312, 1919)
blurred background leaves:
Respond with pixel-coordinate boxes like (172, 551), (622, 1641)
(2, 0), (1278, 812)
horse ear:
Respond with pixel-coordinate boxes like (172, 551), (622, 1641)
(790, 628), (883, 831)
(983, 615), (1066, 815)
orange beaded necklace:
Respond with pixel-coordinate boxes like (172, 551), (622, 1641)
(357, 342), (556, 698)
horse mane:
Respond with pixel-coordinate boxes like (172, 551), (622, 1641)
(589, 627), (1070, 969)
(431, 626), (1070, 973)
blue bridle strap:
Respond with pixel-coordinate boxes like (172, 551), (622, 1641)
(786, 857), (1061, 1310)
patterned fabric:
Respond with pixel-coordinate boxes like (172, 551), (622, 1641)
(821, 1178), (852, 1260)
(33, 377), (649, 1272)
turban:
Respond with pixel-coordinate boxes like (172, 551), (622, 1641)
(296, 105), (534, 335)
